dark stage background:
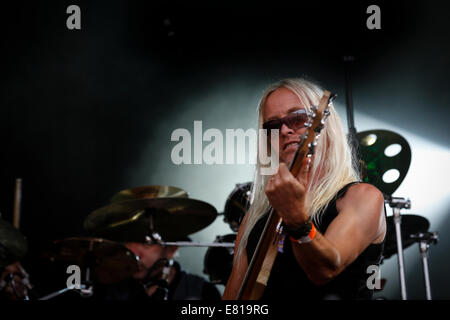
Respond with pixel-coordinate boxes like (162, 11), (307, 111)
(1, 1), (449, 299)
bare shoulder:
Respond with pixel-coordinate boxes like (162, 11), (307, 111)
(339, 183), (384, 209)
(334, 183), (386, 244)
(336, 183), (385, 226)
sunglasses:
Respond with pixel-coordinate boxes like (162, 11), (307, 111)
(262, 109), (310, 134)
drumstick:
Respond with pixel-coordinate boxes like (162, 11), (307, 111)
(13, 178), (22, 229)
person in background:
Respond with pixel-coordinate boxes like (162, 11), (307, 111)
(96, 240), (221, 301)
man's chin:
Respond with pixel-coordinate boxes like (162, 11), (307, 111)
(280, 153), (295, 165)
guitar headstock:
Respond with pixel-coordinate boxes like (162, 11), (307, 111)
(289, 91), (336, 176)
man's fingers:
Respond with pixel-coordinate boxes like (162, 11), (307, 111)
(296, 157), (310, 184)
(277, 162), (290, 179)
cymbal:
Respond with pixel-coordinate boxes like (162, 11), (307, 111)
(84, 198), (217, 242)
(110, 185), (188, 203)
(43, 237), (139, 284)
(383, 214), (430, 260)
(0, 218), (28, 268)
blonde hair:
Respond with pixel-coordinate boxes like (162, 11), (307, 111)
(235, 78), (359, 262)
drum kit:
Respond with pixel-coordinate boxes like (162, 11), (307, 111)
(0, 184), (237, 300)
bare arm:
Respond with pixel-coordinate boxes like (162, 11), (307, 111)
(265, 162), (386, 285)
(290, 184), (386, 284)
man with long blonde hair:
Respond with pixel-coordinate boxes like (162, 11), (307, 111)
(223, 78), (386, 300)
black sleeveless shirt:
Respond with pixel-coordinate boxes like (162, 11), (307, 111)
(246, 182), (385, 300)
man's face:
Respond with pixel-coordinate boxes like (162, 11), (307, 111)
(263, 88), (308, 165)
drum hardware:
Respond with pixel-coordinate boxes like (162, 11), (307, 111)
(17, 264), (32, 300)
(142, 231), (233, 248)
(39, 237), (139, 300)
(158, 258), (173, 300)
(136, 257), (175, 300)
(385, 195), (412, 300)
(39, 263), (94, 300)
(153, 241), (235, 248)
(8, 274), (20, 299)
(410, 231), (438, 300)
(0, 217), (30, 300)
(203, 234), (236, 285)
(0, 264), (33, 300)
(223, 182), (252, 232)
(0, 274), (22, 300)
(42, 237), (140, 285)
(38, 287), (74, 300)
(145, 258), (174, 300)
(38, 280), (93, 300)
(141, 228), (234, 248)
(383, 213), (429, 260)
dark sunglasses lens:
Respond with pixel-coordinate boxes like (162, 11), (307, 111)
(263, 120), (281, 132)
(285, 112), (308, 130)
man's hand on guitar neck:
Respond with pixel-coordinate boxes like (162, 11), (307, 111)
(264, 158), (310, 228)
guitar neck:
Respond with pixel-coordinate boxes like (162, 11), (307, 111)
(237, 207), (279, 299)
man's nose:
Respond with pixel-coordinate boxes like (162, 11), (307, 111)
(280, 123), (293, 135)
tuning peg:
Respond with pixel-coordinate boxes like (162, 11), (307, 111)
(309, 106), (317, 119)
(314, 125), (324, 133)
(308, 141), (318, 155)
(328, 93), (337, 105)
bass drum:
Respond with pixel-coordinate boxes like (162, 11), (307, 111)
(223, 182), (252, 232)
(203, 234), (236, 285)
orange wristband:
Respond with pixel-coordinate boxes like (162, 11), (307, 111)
(290, 223), (316, 244)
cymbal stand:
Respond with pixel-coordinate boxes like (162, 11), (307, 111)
(410, 231), (438, 300)
(38, 280), (93, 300)
(39, 251), (95, 300)
(155, 259), (173, 300)
(18, 264), (32, 300)
(386, 196), (411, 300)
(144, 214), (164, 245)
(81, 263), (94, 297)
(158, 241), (235, 248)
